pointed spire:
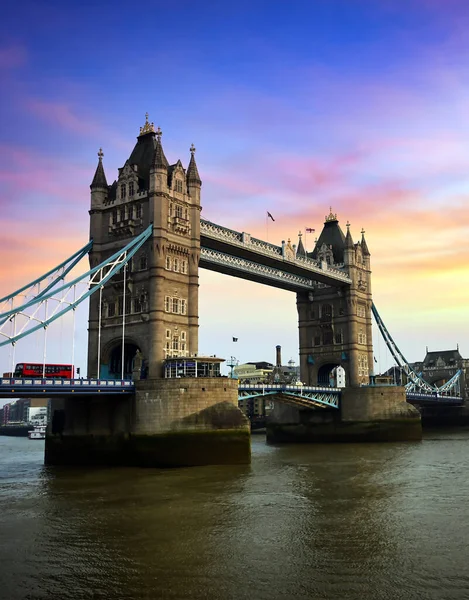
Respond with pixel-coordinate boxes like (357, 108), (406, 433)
(345, 221), (354, 249)
(90, 148), (108, 189)
(187, 143), (201, 185)
(139, 112), (156, 136)
(151, 127), (169, 169)
(296, 231), (306, 257)
(361, 228), (370, 256)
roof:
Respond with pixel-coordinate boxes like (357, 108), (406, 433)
(423, 349), (463, 366)
(126, 131), (164, 189)
(310, 216), (346, 264)
(90, 157), (108, 189)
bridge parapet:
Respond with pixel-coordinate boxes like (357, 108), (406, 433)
(0, 378), (134, 397)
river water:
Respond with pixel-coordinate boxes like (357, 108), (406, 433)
(1, 432), (469, 600)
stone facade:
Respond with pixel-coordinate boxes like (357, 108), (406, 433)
(297, 211), (373, 387)
(88, 115), (201, 380)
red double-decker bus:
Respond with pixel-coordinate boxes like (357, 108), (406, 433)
(13, 363), (74, 379)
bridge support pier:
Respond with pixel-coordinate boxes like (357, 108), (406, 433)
(45, 379), (251, 467)
(267, 386), (422, 443)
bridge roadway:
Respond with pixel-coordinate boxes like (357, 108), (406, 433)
(0, 379), (463, 407)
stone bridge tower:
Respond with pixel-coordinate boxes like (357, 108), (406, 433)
(87, 114), (201, 379)
(297, 210), (373, 387)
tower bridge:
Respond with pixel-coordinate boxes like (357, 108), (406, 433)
(0, 113), (464, 466)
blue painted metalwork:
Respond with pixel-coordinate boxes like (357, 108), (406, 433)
(0, 225), (153, 347)
(238, 383), (340, 409)
(0, 377), (135, 397)
(0, 240), (93, 306)
(372, 303), (463, 398)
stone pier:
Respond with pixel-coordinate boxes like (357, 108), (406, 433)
(45, 378), (250, 467)
(267, 385), (422, 443)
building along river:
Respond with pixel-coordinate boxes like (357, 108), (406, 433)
(1, 431), (469, 599)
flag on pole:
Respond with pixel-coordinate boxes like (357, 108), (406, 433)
(267, 211), (275, 222)
(305, 227), (315, 233)
(232, 337), (238, 342)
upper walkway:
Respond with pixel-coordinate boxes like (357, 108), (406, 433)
(200, 219), (351, 291)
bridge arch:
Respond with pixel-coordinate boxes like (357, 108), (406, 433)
(100, 337), (143, 380)
(317, 362), (346, 387)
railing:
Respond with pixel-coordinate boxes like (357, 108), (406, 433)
(200, 248), (316, 290)
(0, 378), (135, 394)
(201, 219), (351, 283)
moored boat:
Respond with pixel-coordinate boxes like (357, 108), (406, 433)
(28, 426), (46, 440)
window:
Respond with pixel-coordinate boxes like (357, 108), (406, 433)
(169, 203), (173, 217)
(172, 337), (179, 352)
(165, 297), (170, 312)
(136, 204), (142, 219)
(358, 329), (367, 345)
(175, 179), (183, 193)
(175, 204), (183, 218)
(112, 210), (117, 224)
(172, 298), (179, 313)
(174, 258), (179, 272)
(129, 182), (134, 197)
(119, 208), (125, 222)
(117, 297), (123, 316)
(314, 335), (321, 346)
(133, 297), (142, 313)
(165, 341), (171, 356)
(181, 342), (186, 355)
(181, 260), (187, 274)
(128, 204), (134, 220)
(180, 299), (187, 315)
(108, 302), (115, 318)
(181, 331), (186, 341)
(323, 326), (334, 345)
(335, 331), (343, 344)
(321, 304), (332, 321)
(139, 255), (147, 270)
(120, 184), (126, 199)
(184, 208), (188, 220)
(166, 329), (171, 339)
(125, 296), (131, 314)
(357, 304), (366, 318)
(166, 256), (171, 270)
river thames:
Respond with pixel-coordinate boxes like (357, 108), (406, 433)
(1, 431), (469, 600)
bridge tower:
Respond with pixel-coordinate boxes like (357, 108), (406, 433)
(88, 114), (201, 379)
(297, 210), (373, 387)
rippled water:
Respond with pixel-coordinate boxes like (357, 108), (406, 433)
(1, 431), (469, 599)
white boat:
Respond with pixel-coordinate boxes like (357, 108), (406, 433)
(28, 426), (46, 440)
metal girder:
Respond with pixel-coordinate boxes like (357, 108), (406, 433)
(238, 384), (340, 409)
(0, 225), (153, 347)
(200, 247), (317, 291)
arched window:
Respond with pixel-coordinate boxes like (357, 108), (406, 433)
(321, 304), (333, 322)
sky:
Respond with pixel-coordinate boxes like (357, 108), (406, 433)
(1, 0), (469, 380)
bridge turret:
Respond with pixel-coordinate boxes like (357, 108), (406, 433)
(149, 125), (169, 194)
(361, 228), (370, 269)
(90, 148), (108, 209)
(343, 221), (354, 267)
(186, 143), (201, 206)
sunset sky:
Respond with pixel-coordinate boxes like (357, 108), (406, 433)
(1, 0), (469, 378)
